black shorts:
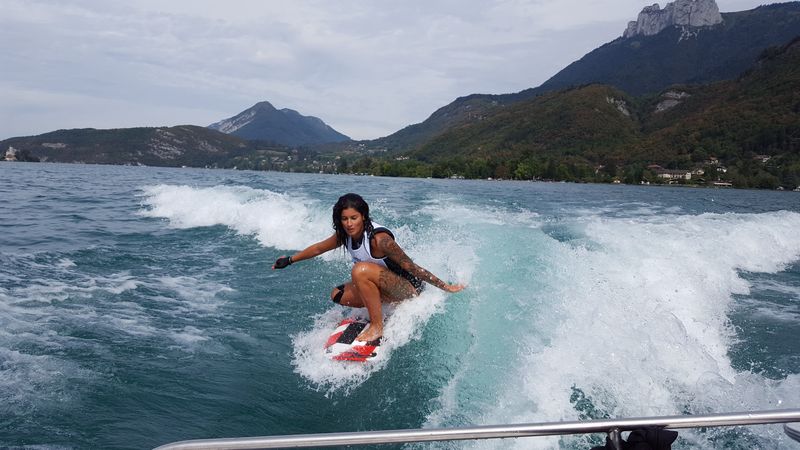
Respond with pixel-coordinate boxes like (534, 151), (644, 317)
(400, 271), (425, 295)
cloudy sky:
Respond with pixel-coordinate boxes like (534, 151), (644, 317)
(0, 0), (770, 141)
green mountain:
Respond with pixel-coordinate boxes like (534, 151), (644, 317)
(372, 94), (502, 151)
(415, 85), (639, 162)
(394, 38), (800, 188)
(372, 2), (800, 152)
(634, 38), (800, 187)
(2, 126), (261, 167)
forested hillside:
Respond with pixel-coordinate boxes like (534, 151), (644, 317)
(344, 39), (800, 189)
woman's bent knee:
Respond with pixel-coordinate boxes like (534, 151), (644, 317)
(351, 262), (375, 280)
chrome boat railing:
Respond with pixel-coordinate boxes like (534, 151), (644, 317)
(154, 408), (800, 449)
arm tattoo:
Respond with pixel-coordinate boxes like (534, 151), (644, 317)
(378, 235), (449, 290)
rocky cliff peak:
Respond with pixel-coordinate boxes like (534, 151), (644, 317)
(623, 0), (722, 38)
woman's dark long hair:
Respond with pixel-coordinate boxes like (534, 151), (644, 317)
(332, 193), (374, 247)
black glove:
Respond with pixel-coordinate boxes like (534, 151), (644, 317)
(274, 256), (293, 269)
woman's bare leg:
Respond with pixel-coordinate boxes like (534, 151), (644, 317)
(349, 262), (417, 342)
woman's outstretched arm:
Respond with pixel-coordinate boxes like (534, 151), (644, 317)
(272, 234), (339, 269)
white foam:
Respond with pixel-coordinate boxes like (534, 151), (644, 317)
(291, 290), (452, 394)
(56, 258), (76, 268)
(291, 308), (377, 393)
(1, 270), (232, 352)
(420, 196), (541, 228)
(570, 202), (682, 218)
(0, 263), (237, 419)
(0, 346), (97, 417)
(156, 275), (233, 313)
(169, 326), (211, 346)
(140, 185), (331, 252)
(427, 210), (800, 449)
(13, 272), (140, 303)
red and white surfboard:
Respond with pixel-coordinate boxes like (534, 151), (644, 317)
(323, 317), (381, 362)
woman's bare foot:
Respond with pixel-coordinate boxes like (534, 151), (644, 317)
(355, 324), (382, 344)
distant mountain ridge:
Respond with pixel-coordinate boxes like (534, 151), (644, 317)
(372, 1), (800, 151)
(1, 126), (256, 167)
(208, 101), (350, 146)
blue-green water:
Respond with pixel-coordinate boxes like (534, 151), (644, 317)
(1, 162), (799, 450)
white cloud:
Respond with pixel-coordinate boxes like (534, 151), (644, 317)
(0, 0), (775, 140)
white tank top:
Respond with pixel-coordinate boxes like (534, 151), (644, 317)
(345, 222), (390, 267)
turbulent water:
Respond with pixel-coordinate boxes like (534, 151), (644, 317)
(1, 162), (799, 450)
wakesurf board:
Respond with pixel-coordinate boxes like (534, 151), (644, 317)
(323, 317), (381, 362)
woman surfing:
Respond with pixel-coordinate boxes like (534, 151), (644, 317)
(273, 193), (465, 344)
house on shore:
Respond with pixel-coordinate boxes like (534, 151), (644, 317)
(647, 165), (692, 181)
(4, 146), (18, 161)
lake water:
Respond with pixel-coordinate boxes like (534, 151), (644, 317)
(1, 162), (799, 449)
